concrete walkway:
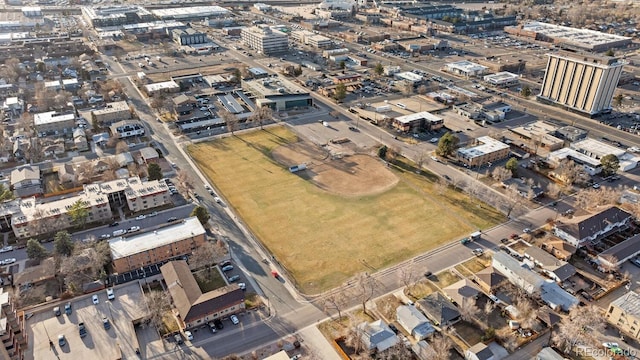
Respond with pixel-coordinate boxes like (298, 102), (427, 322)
(297, 325), (342, 360)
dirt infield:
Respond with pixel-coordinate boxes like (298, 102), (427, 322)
(271, 142), (398, 197)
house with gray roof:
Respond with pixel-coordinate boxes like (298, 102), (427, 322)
(396, 305), (435, 341)
(475, 266), (506, 294)
(524, 246), (576, 282)
(10, 165), (42, 198)
(465, 342), (494, 360)
(443, 278), (481, 306)
(598, 234), (640, 269)
(554, 206), (632, 248)
(417, 292), (460, 326)
(357, 319), (398, 353)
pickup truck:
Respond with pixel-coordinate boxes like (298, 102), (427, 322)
(460, 237), (472, 245)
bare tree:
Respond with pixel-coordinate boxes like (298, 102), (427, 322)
(514, 295), (538, 329)
(249, 106), (273, 130)
(458, 297), (481, 325)
(546, 182), (562, 198)
(502, 184), (523, 218)
(398, 262), (416, 298)
(378, 343), (413, 359)
(320, 289), (349, 320)
(59, 242), (110, 293)
(483, 301), (495, 321)
(175, 170), (194, 196)
(190, 241), (225, 273)
(415, 152), (428, 173)
(491, 167), (512, 182)
(115, 140), (129, 154)
(400, 81), (414, 96)
(76, 161), (95, 185)
(28, 209), (55, 238)
(553, 159), (588, 186)
(353, 272), (379, 315)
(553, 305), (605, 353)
(219, 109), (239, 135)
(434, 178), (447, 195)
(417, 84), (428, 95)
(427, 334), (453, 360)
(343, 314), (367, 355)
(143, 290), (172, 330)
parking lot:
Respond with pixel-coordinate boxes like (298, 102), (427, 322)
(26, 282), (147, 360)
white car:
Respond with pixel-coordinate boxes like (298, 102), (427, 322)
(1, 258), (16, 265)
(92, 295), (99, 305)
(603, 342), (619, 349)
(148, 211), (158, 217)
(128, 226), (140, 233)
(472, 248), (484, 256)
(184, 330), (193, 341)
(214, 197), (222, 204)
(430, 156), (440, 163)
(230, 314), (239, 325)
(135, 215), (146, 220)
(106, 288), (115, 300)
(429, 137), (439, 143)
(238, 282), (246, 290)
(0, 246), (13, 253)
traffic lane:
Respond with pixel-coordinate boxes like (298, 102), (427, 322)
(198, 320), (290, 359)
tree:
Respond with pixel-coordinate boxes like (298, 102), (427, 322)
(400, 81), (414, 96)
(427, 334), (453, 360)
(398, 261), (416, 297)
(59, 242), (110, 292)
(339, 60), (346, 69)
(53, 231), (74, 257)
(520, 85), (532, 97)
(458, 297), (481, 325)
(26, 238), (48, 261)
(232, 68), (242, 84)
(600, 154), (619, 176)
(190, 241), (223, 273)
(147, 163), (163, 181)
(190, 205), (210, 225)
(75, 161), (95, 185)
(491, 167), (512, 182)
(374, 62), (384, 77)
(505, 157), (519, 176)
(320, 289), (348, 320)
(0, 183), (14, 202)
(220, 109), (239, 135)
(334, 83), (347, 103)
(613, 93), (624, 107)
(417, 84), (428, 95)
(68, 199), (89, 229)
(553, 305), (605, 354)
(249, 106), (273, 130)
(115, 140), (129, 154)
(378, 145), (388, 159)
(353, 272), (378, 315)
(553, 159), (588, 186)
(415, 152), (428, 173)
(605, 48), (615, 56)
(436, 132), (459, 157)
(142, 290), (172, 330)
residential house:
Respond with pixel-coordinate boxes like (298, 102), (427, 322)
(139, 147), (159, 164)
(475, 266), (506, 295)
(606, 291), (640, 340)
(356, 320), (398, 353)
(2, 97), (24, 117)
(115, 152), (134, 167)
(465, 343), (494, 360)
(12, 138), (29, 161)
(73, 128), (88, 151)
(493, 252), (578, 311)
(554, 206), (632, 248)
(13, 257), (56, 291)
(443, 279), (480, 306)
(10, 165), (42, 198)
(598, 234), (640, 269)
(161, 260), (245, 329)
(412, 341), (437, 360)
(396, 305), (435, 341)
(524, 246), (576, 283)
(57, 164), (77, 186)
(110, 217), (205, 273)
(541, 239), (576, 261)
(416, 292), (461, 326)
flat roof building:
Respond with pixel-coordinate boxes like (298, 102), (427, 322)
(110, 217), (206, 273)
(33, 111), (75, 134)
(483, 72), (519, 87)
(547, 148), (602, 176)
(506, 21), (632, 52)
(151, 6), (229, 20)
(242, 76), (312, 111)
(457, 136), (510, 167)
(81, 5), (154, 28)
(606, 291), (640, 340)
(92, 100), (131, 125)
(172, 28), (207, 46)
(510, 121), (564, 152)
(570, 138), (626, 159)
(538, 52), (624, 116)
(445, 60), (488, 77)
(144, 80), (180, 95)
(241, 25), (288, 55)
(392, 111), (444, 133)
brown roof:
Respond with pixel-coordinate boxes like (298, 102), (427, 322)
(14, 257), (55, 286)
(475, 266), (506, 290)
(160, 260), (244, 323)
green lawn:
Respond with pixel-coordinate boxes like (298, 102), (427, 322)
(188, 126), (502, 294)
(194, 268), (226, 292)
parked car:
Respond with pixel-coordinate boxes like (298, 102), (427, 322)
(219, 260), (232, 268)
(58, 334), (66, 347)
(228, 275), (240, 282)
(100, 234), (111, 240)
(460, 237), (471, 245)
(603, 342), (620, 349)
(214, 197), (222, 204)
(213, 319), (224, 330)
(2, 258), (16, 265)
(238, 282), (246, 290)
(106, 288), (115, 301)
(109, 222), (119, 227)
(167, 217), (178, 222)
(230, 314), (239, 325)
(500, 238), (509, 244)
(472, 248), (484, 256)
(523, 228), (531, 233)
(630, 258), (640, 267)
(208, 322), (217, 333)
(174, 333), (183, 344)
(103, 317), (111, 330)
(148, 211), (158, 217)
(221, 265), (234, 272)
(184, 331), (193, 341)
(54, 306), (61, 316)
(0, 246), (13, 253)
(424, 270), (432, 278)
(92, 295), (99, 305)
(388, 323), (399, 334)
(128, 226), (140, 233)
(64, 302), (72, 315)
(78, 322), (87, 338)
(135, 215), (146, 220)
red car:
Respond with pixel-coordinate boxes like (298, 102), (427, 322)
(271, 270), (279, 278)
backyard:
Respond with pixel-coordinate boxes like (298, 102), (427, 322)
(188, 126), (502, 294)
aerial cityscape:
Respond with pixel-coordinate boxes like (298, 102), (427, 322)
(0, 0), (639, 359)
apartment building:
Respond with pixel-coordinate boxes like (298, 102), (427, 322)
(538, 52), (624, 116)
(0, 289), (26, 360)
(109, 120), (145, 139)
(554, 206), (632, 248)
(456, 136), (510, 167)
(606, 291), (640, 339)
(241, 26), (289, 55)
(110, 217), (206, 273)
(33, 111), (75, 134)
(91, 101), (131, 125)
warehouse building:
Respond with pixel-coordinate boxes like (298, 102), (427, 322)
(242, 76), (312, 111)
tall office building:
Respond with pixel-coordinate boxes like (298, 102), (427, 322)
(538, 52), (624, 116)
(241, 26), (289, 55)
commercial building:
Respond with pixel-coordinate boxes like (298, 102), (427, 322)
(144, 80), (180, 95)
(81, 6), (154, 28)
(109, 120), (145, 139)
(161, 260), (245, 329)
(456, 136), (510, 167)
(0, 288), (26, 360)
(555, 125), (588, 142)
(483, 72), (519, 87)
(509, 121), (565, 153)
(242, 76), (312, 111)
(606, 291), (640, 339)
(151, 6), (229, 20)
(241, 26), (288, 55)
(445, 60), (488, 78)
(291, 30), (332, 49)
(91, 101), (131, 125)
(392, 111), (444, 133)
(505, 21), (632, 52)
(110, 217), (206, 273)
(546, 148), (603, 176)
(172, 28), (207, 46)
(570, 138), (639, 172)
(33, 111), (75, 134)
(538, 52), (624, 116)
(553, 206), (632, 248)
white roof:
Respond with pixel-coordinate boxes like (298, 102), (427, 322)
(144, 80), (179, 93)
(109, 217), (205, 260)
(395, 111), (442, 124)
(395, 72), (423, 82)
(33, 111), (74, 126)
(547, 148), (601, 167)
(151, 6), (229, 18)
(571, 138), (626, 159)
(458, 136), (509, 159)
(446, 60), (487, 73)
(521, 21), (631, 47)
(483, 71), (519, 82)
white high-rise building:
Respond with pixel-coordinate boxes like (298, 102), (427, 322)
(240, 26), (288, 55)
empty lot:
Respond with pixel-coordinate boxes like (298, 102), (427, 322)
(189, 126), (501, 294)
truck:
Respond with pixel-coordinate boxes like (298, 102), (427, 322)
(374, 105), (391, 113)
(470, 231), (482, 240)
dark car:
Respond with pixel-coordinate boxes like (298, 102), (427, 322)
(103, 317), (111, 330)
(167, 217), (178, 222)
(500, 238), (509, 244)
(388, 323), (399, 334)
(109, 222), (119, 227)
(424, 270), (432, 278)
(78, 322), (87, 338)
(213, 319), (224, 330)
(219, 260), (232, 268)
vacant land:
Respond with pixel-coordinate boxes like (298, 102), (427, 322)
(188, 126), (501, 294)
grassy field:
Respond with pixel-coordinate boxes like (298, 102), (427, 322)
(188, 126), (502, 294)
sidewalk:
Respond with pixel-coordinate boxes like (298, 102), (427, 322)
(297, 325), (342, 360)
